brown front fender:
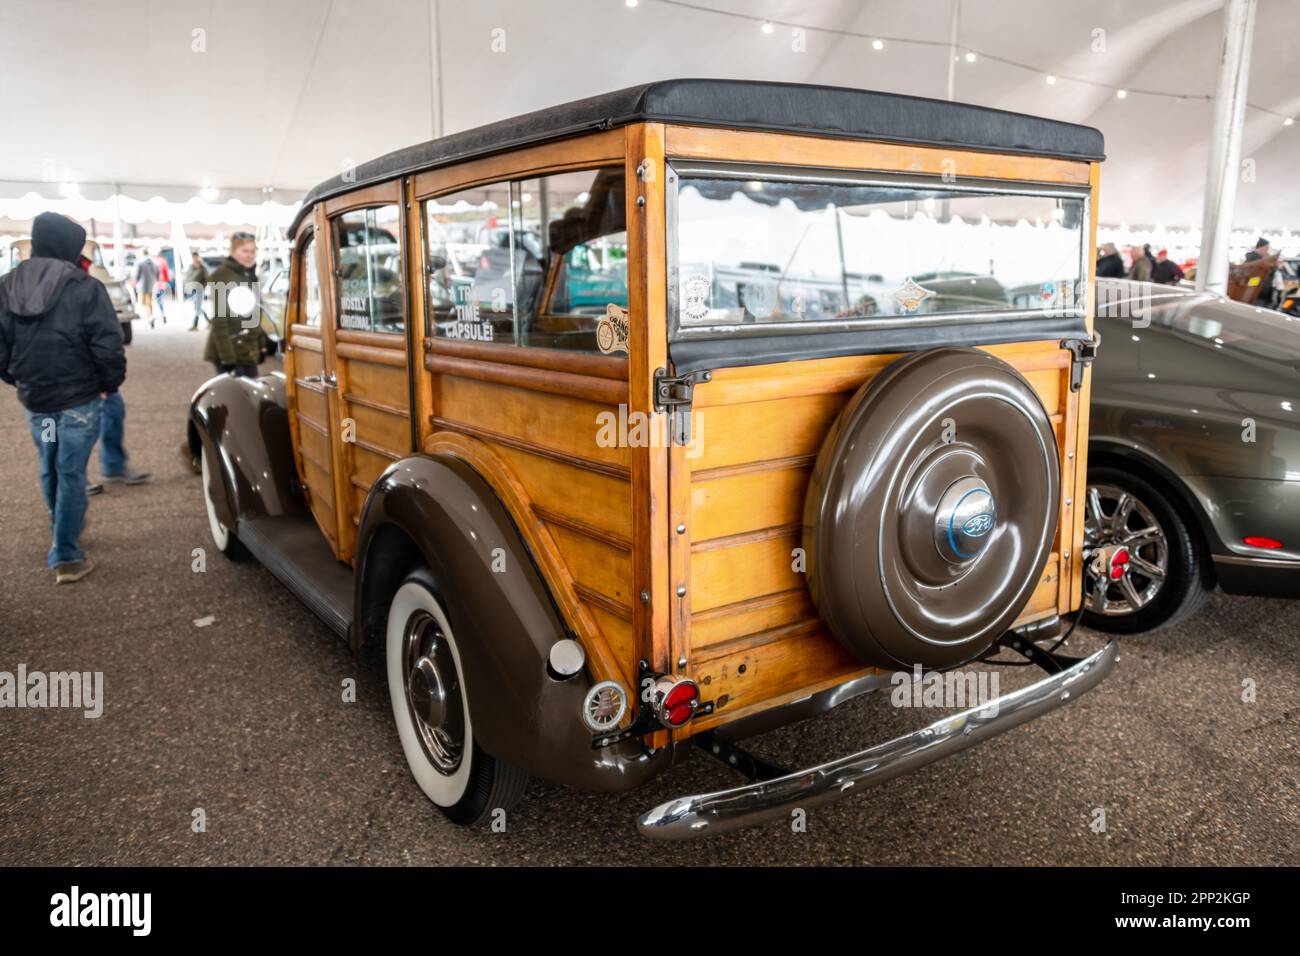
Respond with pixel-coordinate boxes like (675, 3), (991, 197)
(353, 451), (675, 793)
(187, 371), (296, 528)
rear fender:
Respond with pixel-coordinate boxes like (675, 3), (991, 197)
(355, 452), (672, 792)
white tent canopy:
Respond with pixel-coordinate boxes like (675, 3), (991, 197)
(1, 0), (1296, 232)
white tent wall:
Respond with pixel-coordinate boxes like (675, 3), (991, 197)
(0, 0), (1296, 233)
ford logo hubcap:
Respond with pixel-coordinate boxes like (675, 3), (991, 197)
(934, 477), (997, 565)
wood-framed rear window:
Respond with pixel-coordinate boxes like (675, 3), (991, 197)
(423, 166), (627, 353)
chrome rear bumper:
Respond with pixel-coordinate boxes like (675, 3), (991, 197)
(638, 641), (1118, 840)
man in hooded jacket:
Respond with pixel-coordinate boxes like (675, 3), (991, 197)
(0, 212), (126, 583)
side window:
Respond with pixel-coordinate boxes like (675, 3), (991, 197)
(516, 168), (626, 350)
(334, 205), (404, 334)
(424, 167), (626, 352)
(425, 182), (514, 344)
(298, 233), (322, 327)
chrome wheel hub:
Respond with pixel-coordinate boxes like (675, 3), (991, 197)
(402, 611), (464, 774)
(1083, 483), (1168, 616)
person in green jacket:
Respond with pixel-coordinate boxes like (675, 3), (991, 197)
(203, 232), (262, 377)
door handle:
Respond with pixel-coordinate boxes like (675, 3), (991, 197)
(301, 371), (337, 388)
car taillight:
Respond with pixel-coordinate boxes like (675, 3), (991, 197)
(1243, 536), (1283, 549)
(651, 676), (699, 729)
(1109, 547), (1130, 579)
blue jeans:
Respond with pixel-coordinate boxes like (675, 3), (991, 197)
(25, 399), (101, 568)
(99, 391), (129, 477)
(187, 289), (205, 329)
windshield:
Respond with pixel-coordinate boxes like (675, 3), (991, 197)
(674, 173), (1087, 333)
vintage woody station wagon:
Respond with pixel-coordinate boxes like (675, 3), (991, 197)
(188, 80), (1117, 838)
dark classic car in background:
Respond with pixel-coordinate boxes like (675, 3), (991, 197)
(1085, 278), (1300, 632)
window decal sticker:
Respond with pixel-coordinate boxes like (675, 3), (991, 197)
(681, 274), (712, 324)
(596, 303), (629, 355)
(892, 277), (935, 314)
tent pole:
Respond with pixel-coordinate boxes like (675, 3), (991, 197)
(112, 186), (125, 280)
(941, 0), (961, 224)
(1195, 0), (1257, 294)
(945, 0), (961, 103)
(428, 0), (444, 139)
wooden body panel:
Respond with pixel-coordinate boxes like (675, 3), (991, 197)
(670, 339), (1081, 738)
(423, 341), (636, 687)
(336, 327), (410, 541)
(281, 117), (1098, 744)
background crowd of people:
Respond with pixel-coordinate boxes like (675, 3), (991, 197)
(1095, 241), (1187, 284)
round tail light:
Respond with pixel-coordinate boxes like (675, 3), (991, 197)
(651, 676), (699, 729)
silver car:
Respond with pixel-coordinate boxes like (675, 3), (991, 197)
(1085, 278), (1300, 632)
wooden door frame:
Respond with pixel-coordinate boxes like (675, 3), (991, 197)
(623, 123), (672, 686)
(320, 180), (409, 561)
(283, 210), (347, 555)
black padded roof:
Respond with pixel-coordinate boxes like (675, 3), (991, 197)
(289, 78), (1104, 235)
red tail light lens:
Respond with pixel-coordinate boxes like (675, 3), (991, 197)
(1243, 536), (1283, 549)
(1109, 547), (1130, 579)
(652, 677), (700, 729)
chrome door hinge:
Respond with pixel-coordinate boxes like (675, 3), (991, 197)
(653, 367), (712, 445)
(1061, 333), (1100, 392)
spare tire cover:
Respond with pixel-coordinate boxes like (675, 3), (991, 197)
(803, 347), (1059, 670)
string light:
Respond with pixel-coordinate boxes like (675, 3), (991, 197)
(1045, 74), (1057, 85)
(625, 0), (638, 7)
(1286, 117), (1295, 126)
(642, 0), (1291, 123)
(761, 20), (773, 34)
(872, 39), (884, 50)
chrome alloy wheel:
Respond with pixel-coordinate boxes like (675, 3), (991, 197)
(402, 610), (465, 774)
(1083, 483), (1169, 616)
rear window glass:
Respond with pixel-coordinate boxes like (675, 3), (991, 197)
(673, 174), (1087, 333)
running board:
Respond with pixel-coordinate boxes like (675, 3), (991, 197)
(237, 513), (354, 640)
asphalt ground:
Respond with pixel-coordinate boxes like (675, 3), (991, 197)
(0, 317), (1296, 865)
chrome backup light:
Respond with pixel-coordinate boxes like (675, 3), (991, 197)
(548, 638), (585, 678)
(650, 676), (700, 729)
(581, 680), (628, 733)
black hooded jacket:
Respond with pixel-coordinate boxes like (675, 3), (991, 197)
(0, 213), (125, 413)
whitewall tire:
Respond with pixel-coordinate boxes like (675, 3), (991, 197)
(385, 573), (527, 825)
(200, 444), (245, 559)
